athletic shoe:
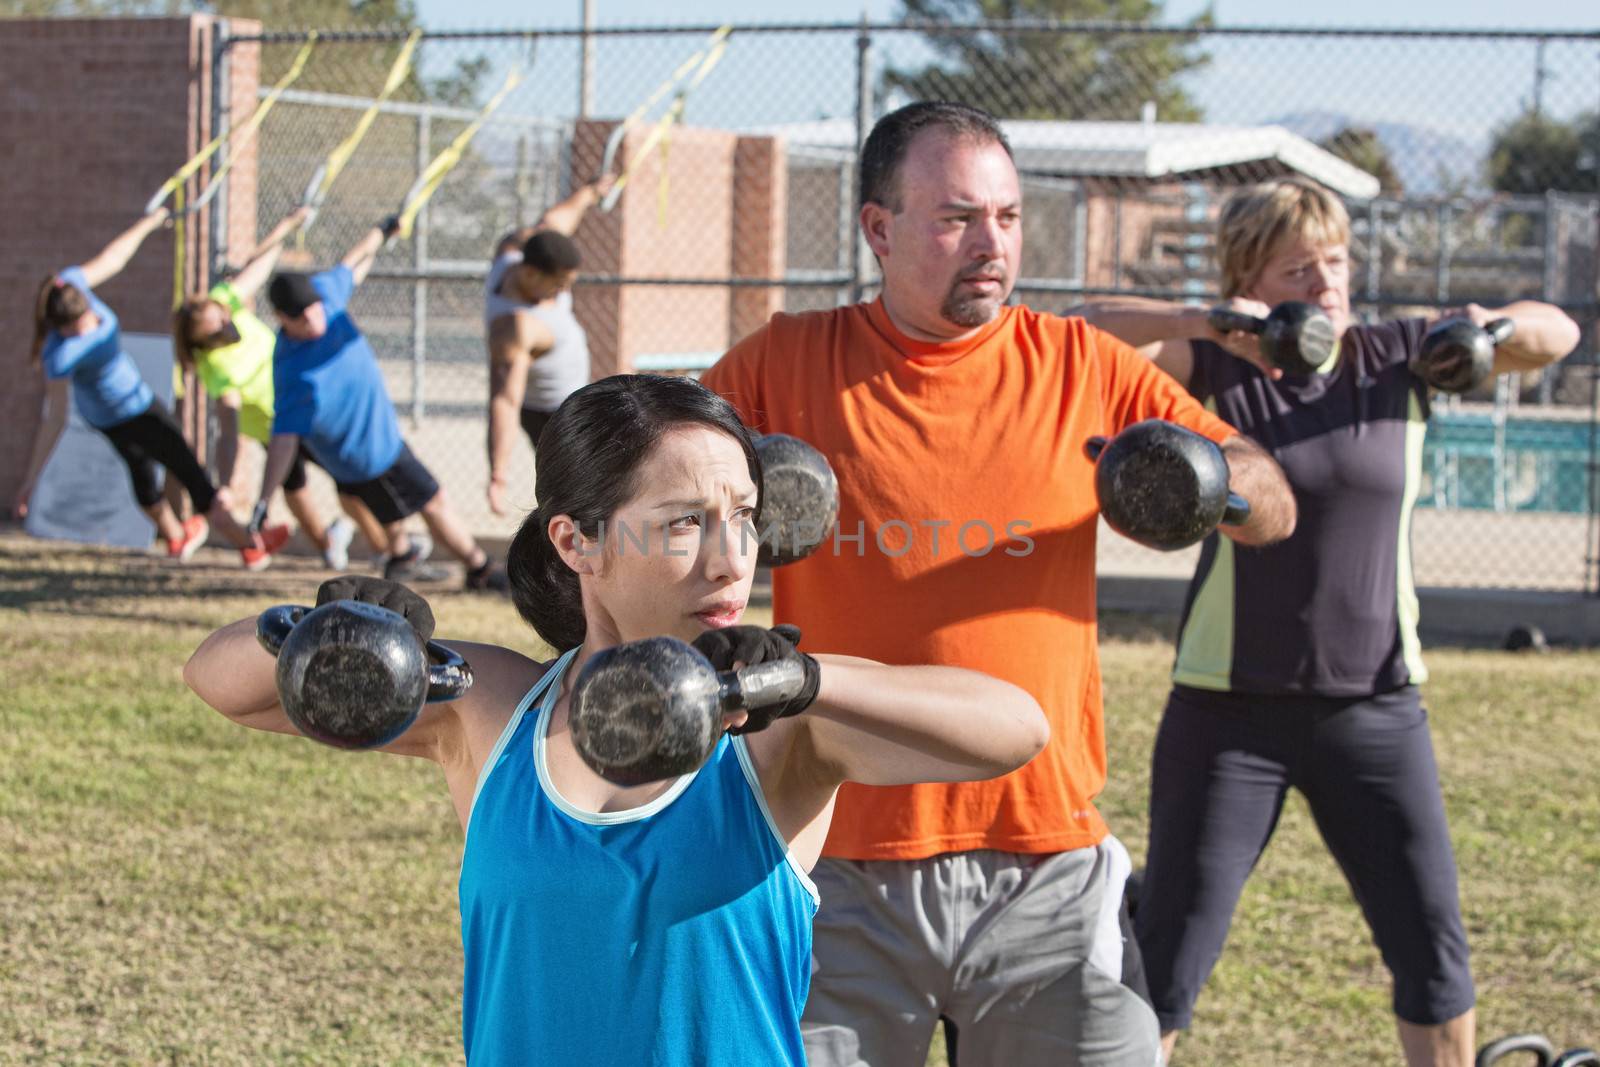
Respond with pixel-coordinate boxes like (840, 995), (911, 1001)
(383, 540), (432, 581)
(241, 523), (291, 572)
(373, 531), (433, 573)
(321, 517), (356, 571)
(167, 515), (210, 561)
(464, 557), (509, 593)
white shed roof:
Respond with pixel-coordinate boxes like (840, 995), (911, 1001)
(747, 117), (1381, 200)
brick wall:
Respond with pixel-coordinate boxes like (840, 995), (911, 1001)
(0, 15), (260, 503)
(730, 136), (787, 345)
(567, 120), (788, 378)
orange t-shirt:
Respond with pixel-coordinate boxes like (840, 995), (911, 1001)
(701, 299), (1237, 860)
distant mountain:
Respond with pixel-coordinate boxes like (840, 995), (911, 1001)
(1272, 110), (1487, 195)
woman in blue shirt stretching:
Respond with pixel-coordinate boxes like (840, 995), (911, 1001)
(17, 207), (287, 569)
(185, 372), (1050, 1065)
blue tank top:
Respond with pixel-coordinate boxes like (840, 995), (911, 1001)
(459, 649), (819, 1066)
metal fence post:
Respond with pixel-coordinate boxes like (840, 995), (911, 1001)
(836, 161), (853, 306)
(1435, 200), (1452, 304)
(1365, 198), (1381, 310)
(1539, 190), (1559, 404)
(208, 23), (232, 284)
(199, 21), (234, 480)
(514, 132), (530, 228)
(412, 107), (430, 426)
(1588, 56), (1600, 599)
(849, 16), (871, 306)
(579, 0), (595, 118)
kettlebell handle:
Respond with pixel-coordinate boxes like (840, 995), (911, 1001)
(718, 657), (808, 713)
(1475, 1033), (1555, 1067)
(255, 603), (472, 703)
(1084, 435), (1107, 463)
(1207, 307), (1264, 335)
(1486, 317), (1516, 345)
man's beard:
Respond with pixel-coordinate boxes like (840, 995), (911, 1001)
(934, 265), (1011, 326)
(941, 279), (1006, 328)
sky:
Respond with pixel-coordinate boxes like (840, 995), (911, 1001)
(412, 0), (1596, 32)
(397, 0), (1598, 190)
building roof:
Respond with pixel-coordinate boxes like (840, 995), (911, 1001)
(749, 117), (1381, 200)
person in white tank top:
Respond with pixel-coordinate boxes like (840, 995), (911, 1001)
(485, 175), (613, 517)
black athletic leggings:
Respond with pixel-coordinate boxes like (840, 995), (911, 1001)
(99, 403), (217, 513)
(1136, 685), (1475, 1030)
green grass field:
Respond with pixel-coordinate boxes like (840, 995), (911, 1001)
(2, 531), (1596, 1065)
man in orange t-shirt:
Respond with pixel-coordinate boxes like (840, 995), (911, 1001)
(701, 102), (1296, 1066)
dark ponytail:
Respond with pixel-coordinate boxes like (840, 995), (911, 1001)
(31, 276), (89, 364)
(507, 374), (760, 652)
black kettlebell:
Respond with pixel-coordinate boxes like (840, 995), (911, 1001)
(569, 635), (809, 786)
(256, 601), (472, 749)
(754, 433), (839, 567)
(1085, 420), (1252, 552)
(1412, 316), (1515, 394)
(1503, 623), (1550, 653)
(1477, 1034), (1556, 1067)
(1208, 301), (1337, 376)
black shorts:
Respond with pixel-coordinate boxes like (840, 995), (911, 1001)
(334, 443), (439, 525)
(1135, 685), (1474, 1030)
(519, 407), (556, 453)
(100, 403), (217, 513)
(281, 445), (313, 494)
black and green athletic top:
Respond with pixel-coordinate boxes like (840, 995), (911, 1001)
(1173, 318), (1432, 697)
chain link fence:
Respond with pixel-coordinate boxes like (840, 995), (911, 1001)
(213, 22), (1600, 593)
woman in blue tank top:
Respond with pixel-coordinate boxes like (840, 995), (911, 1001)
(185, 373), (1049, 1066)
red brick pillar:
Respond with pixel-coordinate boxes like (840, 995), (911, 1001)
(570, 119), (623, 380)
(730, 135), (788, 346)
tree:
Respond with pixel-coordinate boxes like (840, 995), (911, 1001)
(1318, 126), (1403, 196)
(883, 0), (1211, 123)
(1485, 111), (1599, 195)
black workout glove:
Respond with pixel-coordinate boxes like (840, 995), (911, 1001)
(691, 624), (820, 735)
(378, 214), (403, 241)
(316, 576), (435, 644)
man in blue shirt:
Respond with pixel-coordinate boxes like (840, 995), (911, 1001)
(252, 216), (499, 589)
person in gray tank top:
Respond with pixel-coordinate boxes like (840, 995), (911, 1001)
(485, 176), (612, 517)
(1072, 179), (1578, 1067)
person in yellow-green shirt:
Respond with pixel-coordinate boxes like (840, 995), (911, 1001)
(173, 207), (383, 570)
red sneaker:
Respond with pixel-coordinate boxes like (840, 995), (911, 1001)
(167, 515), (210, 561)
(241, 523), (291, 572)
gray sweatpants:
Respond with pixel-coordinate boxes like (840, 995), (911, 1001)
(803, 837), (1160, 1067)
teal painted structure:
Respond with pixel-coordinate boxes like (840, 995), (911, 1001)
(1420, 411), (1596, 514)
